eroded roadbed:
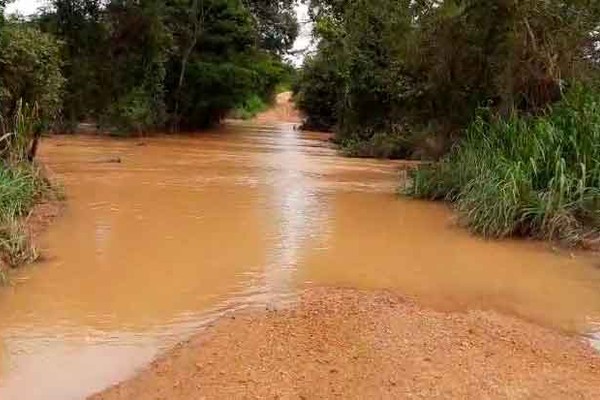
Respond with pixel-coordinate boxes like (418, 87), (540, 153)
(92, 287), (600, 399)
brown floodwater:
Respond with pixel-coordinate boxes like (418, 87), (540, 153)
(0, 122), (599, 399)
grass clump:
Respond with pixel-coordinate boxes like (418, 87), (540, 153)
(407, 87), (600, 246)
(0, 102), (53, 273)
(0, 163), (47, 269)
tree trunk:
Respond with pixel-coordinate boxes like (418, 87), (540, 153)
(173, 0), (202, 131)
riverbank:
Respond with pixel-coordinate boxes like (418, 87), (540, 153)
(92, 287), (600, 399)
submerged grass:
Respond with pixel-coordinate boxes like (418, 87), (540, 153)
(406, 86), (600, 246)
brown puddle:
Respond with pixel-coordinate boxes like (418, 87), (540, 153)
(0, 122), (599, 399)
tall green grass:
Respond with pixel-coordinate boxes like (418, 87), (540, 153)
(407, 86), (600, 246)
(0, 100), (40, 163)
(0, 101), (50, 270)
(0, 161), (47, 269)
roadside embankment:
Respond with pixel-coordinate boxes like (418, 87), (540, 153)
(92, 287), (600, 399)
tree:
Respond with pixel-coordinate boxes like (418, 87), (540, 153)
(245, 0), (298, 55)
(296, 0), (600, 158)
(164, 0), (262, 128)
(34, 0), (297, 133)
(0, 22), (64, 160)
(167, 0), (212, 129)
(102, 0), (170, 132)
(0, 24), (64, 123)
(39, 0), (109, 126)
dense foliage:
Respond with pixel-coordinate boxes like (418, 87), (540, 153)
(0, 18), (61, 271)
(295, 0), (600, 158)
(0, 17), (64, 164)
(408, 87), (600, 246)
(293, 41), (343, 131)
(35, 0), (298, 132)
(0, 23), (64, 128)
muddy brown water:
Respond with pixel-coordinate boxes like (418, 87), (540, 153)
(0, 122), (599, 399)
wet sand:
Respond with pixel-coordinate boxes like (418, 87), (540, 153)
(92, 287), (600, 399)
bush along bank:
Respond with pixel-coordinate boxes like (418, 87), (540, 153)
(0, 103), (57, 281)
(406, 87), (600, 248)
(230, 94), (269, 120)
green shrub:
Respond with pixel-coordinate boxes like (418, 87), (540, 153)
(407, 86), (600, 246)
(100, 87), (164, 135)
(0, 23), (64, 125)
(230, 94), (268, 120)
(293, 47), (345, 131)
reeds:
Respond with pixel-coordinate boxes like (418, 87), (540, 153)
(407, 86), (600, 245)
(0, 101), (48, 271)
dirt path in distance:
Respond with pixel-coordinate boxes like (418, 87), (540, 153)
(252, 92), (302, 124)
(92, 287), (600, 399)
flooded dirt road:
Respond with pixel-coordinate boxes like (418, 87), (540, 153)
(0, 123), (599, 399)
